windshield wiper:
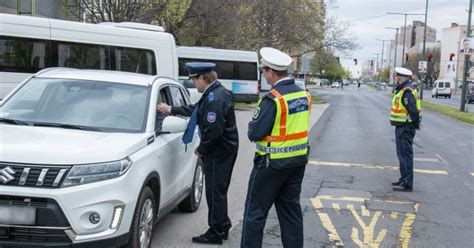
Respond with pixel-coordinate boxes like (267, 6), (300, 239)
(32, 122), (102, 131)
(0, 118), (30, 126)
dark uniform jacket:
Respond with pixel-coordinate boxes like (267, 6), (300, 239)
(391, 80), (420, 129)
(171, 81), (239, 156)
(248, 78), (309, 169)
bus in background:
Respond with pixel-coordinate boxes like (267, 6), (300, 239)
(177, 46), (259, 103)
(0, 14), (178, 99)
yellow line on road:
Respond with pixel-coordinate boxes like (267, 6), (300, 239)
(309, 160), (449, 175)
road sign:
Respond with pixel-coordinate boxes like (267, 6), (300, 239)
(418, 61), (427, 73)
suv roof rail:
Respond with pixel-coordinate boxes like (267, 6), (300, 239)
(35, 67), (77, 76)
(98, 22), (165, 32)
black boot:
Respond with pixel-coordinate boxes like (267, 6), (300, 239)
(192, 229), (223, 245)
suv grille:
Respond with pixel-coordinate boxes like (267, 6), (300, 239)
(0, 163), (71, 188)
(0, 226), (71, 244)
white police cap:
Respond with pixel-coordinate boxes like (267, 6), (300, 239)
(395, 67), (413, 77)
(259, 47), (292, 71)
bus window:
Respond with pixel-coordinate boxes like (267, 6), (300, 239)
(237, 62), (258, 80)
(112, 47), (156, 75)
(215, 61), (234, 79)
(56, 41), (109, 70)
(0, 36), (48, 73)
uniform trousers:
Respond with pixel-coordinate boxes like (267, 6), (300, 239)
(395, 124), (416, 188)
(241, 155), (306, 248)
(202, 149), (238, 235)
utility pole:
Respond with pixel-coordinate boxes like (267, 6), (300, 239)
(377, 39), (390, 71)
(386, 27), (400, 91)
(387, 12), (425, 65)
(420, 0), (429, 100)
(460, 0), (473, 112)
(455, 40), (461, 95)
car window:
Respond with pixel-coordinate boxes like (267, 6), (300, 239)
(169, 86), (186, 107)
(445, 82), (450, 88)
(438, 82), (444, 88)
(1, 78), (149, 133)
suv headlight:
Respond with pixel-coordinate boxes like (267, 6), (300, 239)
(61, 158), (132, 187)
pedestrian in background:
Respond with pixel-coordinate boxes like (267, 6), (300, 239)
(157, 62), (239, 244)
(241, 47), (312, 248)
(390, 67), (422, 192)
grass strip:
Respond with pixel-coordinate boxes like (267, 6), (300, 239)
(422, 101), (474, 125)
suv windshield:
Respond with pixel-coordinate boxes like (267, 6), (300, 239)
(0, 78), (150, 133)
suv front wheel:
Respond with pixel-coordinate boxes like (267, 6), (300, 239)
(126, 187), (155, 248)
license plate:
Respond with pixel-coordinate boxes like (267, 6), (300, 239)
(0, 206), (36, 225)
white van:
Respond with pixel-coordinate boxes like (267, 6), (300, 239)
(177, 46), (260, 103)
(0, 14), (178, 99)
(431, 79), (453, 99)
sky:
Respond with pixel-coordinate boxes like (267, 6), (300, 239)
(327, 0), (471, 77)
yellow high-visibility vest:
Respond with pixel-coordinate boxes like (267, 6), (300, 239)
(256, 89), (312, 160)
(390, 87), (422, 123)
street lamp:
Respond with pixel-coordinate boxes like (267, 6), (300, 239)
(376, 39), (390, 70)
(387, 12), (425, 65)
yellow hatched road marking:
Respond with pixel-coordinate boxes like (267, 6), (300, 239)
(309, 160), (449, 175)
(312, 195), (418, 248)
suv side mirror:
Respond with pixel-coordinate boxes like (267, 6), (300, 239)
(159, 116), (187, 134)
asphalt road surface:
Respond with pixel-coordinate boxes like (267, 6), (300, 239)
(151, 84), (474, 247)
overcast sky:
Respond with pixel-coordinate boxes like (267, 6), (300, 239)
(327, 0), (471, 63)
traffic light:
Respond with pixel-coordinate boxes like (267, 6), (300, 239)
(449, 53), (455, 61)
(428, 53), (433, 62)
(353, 58), (358, 65)
(405, 53), (409, 61)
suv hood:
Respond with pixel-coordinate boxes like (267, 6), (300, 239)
(0, 125), (149, 164)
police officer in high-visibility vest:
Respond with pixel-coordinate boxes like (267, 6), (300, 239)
(241, 47), (312, 248)
(390, 67), (421, 192)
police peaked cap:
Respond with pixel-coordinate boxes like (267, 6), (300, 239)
(185, 62), (216, 78)
(259, 47), (292, 71)
(395, 67), (413, 77)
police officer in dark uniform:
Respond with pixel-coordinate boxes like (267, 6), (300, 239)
(157, 62), (239, 244)
(390, 67), (421, 192)
(241, 48), (312, 248)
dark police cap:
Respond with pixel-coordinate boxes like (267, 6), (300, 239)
(185, 62), (216, 78)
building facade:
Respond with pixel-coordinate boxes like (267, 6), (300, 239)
(439, 23), (474, 86)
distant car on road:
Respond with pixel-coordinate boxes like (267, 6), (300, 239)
(331, 82), (340, 88)
(431, 79), (453, 98)
(466, 83), (474, 104)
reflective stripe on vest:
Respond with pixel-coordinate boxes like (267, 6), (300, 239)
(256, 88), (311, 159)
(390, 87), (422, 123)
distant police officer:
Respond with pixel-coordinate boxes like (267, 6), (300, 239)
(157, 62), (239, 244)
(241, 47), (312, 248)
(390, 67), (421, 192)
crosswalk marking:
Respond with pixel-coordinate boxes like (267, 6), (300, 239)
(309, 160), (449, 175)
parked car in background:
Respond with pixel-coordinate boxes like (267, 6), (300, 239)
(466, 83), (474, 104)
(0, 69), (203, 247)
(331, 82), (340, 88)
(431, 79), (453, 98)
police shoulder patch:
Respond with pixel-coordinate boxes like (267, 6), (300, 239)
(207, 112), (216, 123)
(208, 92), (215, 101)
(253, 107), (260, 119)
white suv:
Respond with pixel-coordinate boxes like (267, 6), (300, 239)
(0, 69), (203, 247)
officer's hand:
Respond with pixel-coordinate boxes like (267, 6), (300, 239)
(194, 148), (203, 158)
(156, 103), (171, 116)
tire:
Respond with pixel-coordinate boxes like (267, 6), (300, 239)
(448, 95), (451, 99)
(435, 94), (438, 98)
(178, 158), (203, 212)
(126, 187), (155, 248)
(431, 95), (434, 98)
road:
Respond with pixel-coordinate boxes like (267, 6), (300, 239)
(151, 84), (474, 247)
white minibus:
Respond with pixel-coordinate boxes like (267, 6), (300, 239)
(177, 46), (260, 102)
(0, 14), (178, 99)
